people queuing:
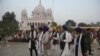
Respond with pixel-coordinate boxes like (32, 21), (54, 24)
(28, 24), (99, 56)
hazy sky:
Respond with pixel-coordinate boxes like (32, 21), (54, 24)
(0, 0), (100, 25)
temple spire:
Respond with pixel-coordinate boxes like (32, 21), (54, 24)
(39, 0), (41, 4)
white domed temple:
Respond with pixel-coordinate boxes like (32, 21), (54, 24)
(20, 0), (54, 30)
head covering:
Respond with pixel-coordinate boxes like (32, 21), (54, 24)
(75, 27), (83, 33)
(99, 29), (100, 31)
(38, 26), (43, 31)
(42, 25), (49, 33)
(30, 25), (34, 31)
(62, 25), (68, 31)
(52, 26), (57, 32)
(87, 28), (91, 31)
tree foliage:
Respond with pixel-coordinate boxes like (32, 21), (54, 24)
(78, 22), (88, 27)
(96, 22), (100, 26)
(51, 21), (57, 27)
(1, 12), (19, 36)
(65, 20), (76, 27)
(0, 21), (3, 29)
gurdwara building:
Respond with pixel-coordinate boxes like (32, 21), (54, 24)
(20, 0), (54, 30)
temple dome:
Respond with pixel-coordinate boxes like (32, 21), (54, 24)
(22, 9), (27, 15)
(33, 0), (45, 13)
(47, 8), (52, 13)
(21, 9), (28, 19)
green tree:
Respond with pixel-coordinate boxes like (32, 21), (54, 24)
(65, 20), (76, 27)
(78, 22), (87, 27)
(96, 22), (100, 26)
(2, 12), (19, 36)
(90, 22), (95, 26)
(0, 21), (3, 29)
(50, 22), (58, 31)
(0, 21), (3, 34)
(51, 21), (57, 27)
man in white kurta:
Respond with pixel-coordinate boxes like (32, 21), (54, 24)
(74, 28), (87, 56)
(37, 30), (44, 56)
(42, 31), (52, 56)
(52, 32), (61, 56)
(61, 31), (72, 56)
(28, 28), (38, 56)
(74, 33), (83, 56)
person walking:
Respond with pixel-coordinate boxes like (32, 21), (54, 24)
(28, 25), (38, 56)
(42, 26), (52, 56)
(52, 27), (61, 56)
(97, 29), (100, 49)
(74, 28), (88, 56)
(60, 25), (72, 56)
(37, 27), (44, 56)
(85, 29), (93, 55)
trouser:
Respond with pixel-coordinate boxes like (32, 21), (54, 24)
(88, 44), (92, 54)
(37, 42), (44, 56)
(44, 49), (48, 56)
(75, 45), (78, 56)
(98, 40), (100, 46)
(60, 48), (65, 56)
(82, 49), (88, 56)
(52, 44), (60, 56)
(60, 42), (65, 55)
(75, 45), (87, 56)
(61, 44), (70, 56)
(83, 52), (88, 56)
(29, 48), (38, 56)
(60, 44), (70, 55)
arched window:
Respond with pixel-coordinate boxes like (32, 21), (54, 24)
(22, 21), (24, 23)
(20, 23), (22, 27)
(41, 23), (43, 26)
(48, 14), (49, 17)
(48, 22), (50, 25)
(50, 14), (51, 17)
(38, 23), (40, 26)
(27, 23), (29, 26)
(33, 22), (34, 26)
(43, 23), (45, 25)
(35, 23), (37, 26)
(30, 23), (31, 26)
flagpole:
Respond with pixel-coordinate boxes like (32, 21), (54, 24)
(53, 0), (54, 21)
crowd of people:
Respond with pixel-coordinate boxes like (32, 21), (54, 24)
(28, 25), (100, 56)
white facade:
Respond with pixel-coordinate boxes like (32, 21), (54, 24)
(20, 0), (53, 30)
